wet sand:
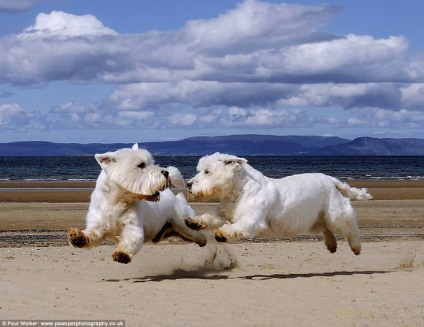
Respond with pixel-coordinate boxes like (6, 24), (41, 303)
(1, 180), (423, 245)
(0, 181), (423, 326)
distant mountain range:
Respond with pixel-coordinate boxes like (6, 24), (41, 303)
(1, 135), (424, 156)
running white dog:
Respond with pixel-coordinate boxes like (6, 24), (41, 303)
(186, 152), (372, 255)
(68, 144), (207, 264)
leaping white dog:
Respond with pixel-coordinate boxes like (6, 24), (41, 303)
(68, 144), (207, 264)
(186, 152), (372, 255)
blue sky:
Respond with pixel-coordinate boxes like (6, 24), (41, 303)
(1, 0), (424, 143)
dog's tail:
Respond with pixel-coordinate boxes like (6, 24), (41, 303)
(331, 177), (373, 201)
(167, 166), (187, 188)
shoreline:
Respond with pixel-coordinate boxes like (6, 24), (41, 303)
(1, 180), (424, 202)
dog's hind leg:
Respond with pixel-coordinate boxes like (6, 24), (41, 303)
(323, 228), (337, 253)
(310, 216), (337, 254)
(324, 197), (361, 255)
(328, 212), (361, 255)
(346, 225), (361, 255)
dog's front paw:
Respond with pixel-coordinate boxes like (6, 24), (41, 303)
(185, 218), (207, 231)
(215, 226), (245, 243)
(68, 228), (90, 248)
(112, 251), (132, 264)
(215, 230), (228, 242)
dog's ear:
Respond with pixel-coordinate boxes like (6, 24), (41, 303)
(95, 152), (117, 168)
(224, 157), (247, 171)
(132, 143), (139, 150)
(166, 166), (186, 188)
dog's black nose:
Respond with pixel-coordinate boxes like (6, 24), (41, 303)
(186, 182), (192, 190)
(161, 170), (169, 178)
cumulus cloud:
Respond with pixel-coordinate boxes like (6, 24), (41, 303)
(372, 108), (424, 129)
(47, 101), (156, 129)
(110, 81), (295, 109)
(49, 102), (96, 125)
(21, 11), (117, 38)
(277, 83), (403, 109)
(225, 107), (307, 127)
(2, 1), (419, 87)
(401, 84), (424, 110)
(1, 0), (424, 137)
(179, 0), (339, 54)
(0, 11), (120, 86)
(0, 103), (38, 128)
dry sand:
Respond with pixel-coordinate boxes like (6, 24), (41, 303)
(0, 181), (424, 326)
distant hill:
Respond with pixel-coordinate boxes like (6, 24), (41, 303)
(0, 135), (423, 156)
(313, 137), (424, 156)
(0, 141), (133, 156)
(143, 135), (349, 156)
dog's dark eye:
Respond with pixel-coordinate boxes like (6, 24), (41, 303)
(204, 169), (210, 175)
(137, 162), (146, 169)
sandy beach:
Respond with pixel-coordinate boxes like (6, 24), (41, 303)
(0, 181), (423, 326)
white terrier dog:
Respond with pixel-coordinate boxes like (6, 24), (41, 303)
(186, 152), (372, 255)
(68, 144), (207, 264)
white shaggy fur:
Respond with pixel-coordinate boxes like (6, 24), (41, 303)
(68, 144), (207, 264)
(186, 152), (372, 255)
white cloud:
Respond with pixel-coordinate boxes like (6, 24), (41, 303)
(1, 0), (424, 138)
(180, 0), (339, 53)
(110, 81), (295, 110)
(400, 84), (424, 110)
(372, 108), (424, 128)
(0, 103), (22, 124)
(0, 103), (37, 127)
(48, 102), (95, 127)
(278, 83), (403, 110)
(118, 110), (154, 122)
(224, 107), (311, 128)
(0, 11), (120, 86)
(347, 117), (370, 127)
(21, 11), (117, 38)
(168, 113), (198, 126)
(46, 101), (157, 129)
(2, 1), (420, 88)
(51, 102), (93, 114)
(269, 34), (411, 83)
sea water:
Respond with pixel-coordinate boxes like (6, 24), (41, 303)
(0, 156), (423, 182)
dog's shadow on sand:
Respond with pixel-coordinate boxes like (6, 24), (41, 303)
(103, 269), (391, 283)
(242, 270), (391, 281)
(103, 269), (231, 283)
